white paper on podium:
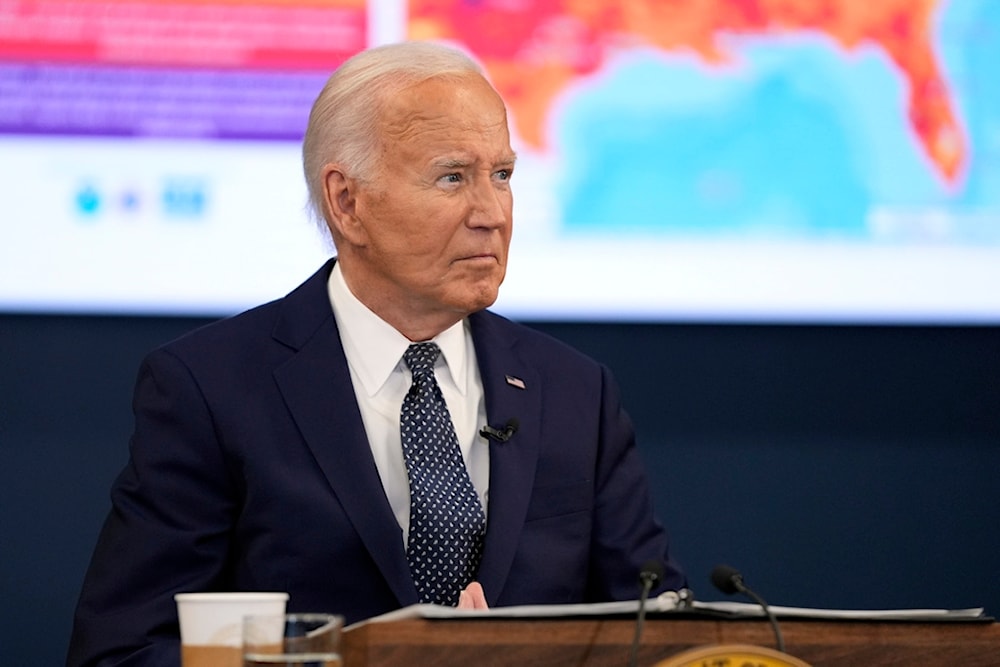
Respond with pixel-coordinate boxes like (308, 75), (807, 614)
(346, 593), (986, 631)
(687, 600), (986, 621)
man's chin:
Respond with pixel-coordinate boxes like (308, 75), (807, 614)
(452, 282), (502, 315)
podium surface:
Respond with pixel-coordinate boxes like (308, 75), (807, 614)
(343, 615), (1000, 666)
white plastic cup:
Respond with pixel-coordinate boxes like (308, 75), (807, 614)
(175, 592), (289, 667)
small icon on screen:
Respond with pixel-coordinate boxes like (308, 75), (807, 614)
(75, 184), (102, 217)
(162, 179), (208, 218)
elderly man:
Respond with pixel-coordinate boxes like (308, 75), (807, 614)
(68, 41), (687, 666)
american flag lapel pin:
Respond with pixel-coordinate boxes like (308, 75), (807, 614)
(505, 375), (526, 390)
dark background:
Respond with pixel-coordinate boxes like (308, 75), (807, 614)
(2, 314), (998, 664)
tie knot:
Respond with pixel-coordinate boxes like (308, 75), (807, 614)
(403, 342), (441, 376)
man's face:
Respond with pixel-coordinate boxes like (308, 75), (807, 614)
(343, 73), (515, 332)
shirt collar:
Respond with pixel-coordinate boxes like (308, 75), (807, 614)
(327, 261), (469, 397)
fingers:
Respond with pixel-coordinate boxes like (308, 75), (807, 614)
(457, 581), (489, 609)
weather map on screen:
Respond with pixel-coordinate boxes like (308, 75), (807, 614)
(412, 0), (971, 235)
(1, 0), (998, 321)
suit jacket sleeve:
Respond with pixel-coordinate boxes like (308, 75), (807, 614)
(68, 348), (240, 667)
(585, 362), (686, 599)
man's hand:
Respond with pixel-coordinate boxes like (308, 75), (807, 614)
(457, 581), (488, 609)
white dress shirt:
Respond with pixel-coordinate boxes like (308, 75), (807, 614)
(327, 262), (490, 545)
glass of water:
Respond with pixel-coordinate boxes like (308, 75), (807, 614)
(243, 613), (343, 666)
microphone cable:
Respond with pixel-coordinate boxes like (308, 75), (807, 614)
(627, 560), (664, 667)
(711, 564), (785, 653)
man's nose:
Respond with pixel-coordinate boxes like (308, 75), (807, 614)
(467, 178), (509, 228)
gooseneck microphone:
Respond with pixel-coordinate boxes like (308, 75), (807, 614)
(627, 559), (664, 667)
(711, 564), (785, 653)
(479, 418), (519, 443)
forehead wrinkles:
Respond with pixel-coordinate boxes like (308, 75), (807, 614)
(386, 115), (509, 149)
(378, 75), (509, 145)
(382, 109), (458, 143)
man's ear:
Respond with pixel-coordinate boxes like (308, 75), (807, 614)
(322, 164), (367, 246)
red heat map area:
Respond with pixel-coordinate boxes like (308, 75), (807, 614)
(410, 0), (964, 184)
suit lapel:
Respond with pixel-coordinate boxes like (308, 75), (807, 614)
(469, 312), (543, 604)
(270, 260), (418, 607)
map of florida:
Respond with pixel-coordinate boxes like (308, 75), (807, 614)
(409, 0), (964, 184)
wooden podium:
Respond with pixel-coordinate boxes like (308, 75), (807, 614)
(343, 614), (1000, 666)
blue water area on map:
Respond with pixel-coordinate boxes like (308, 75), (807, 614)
(949, 0), (1000, 208)
(555, 0), (1000, 242)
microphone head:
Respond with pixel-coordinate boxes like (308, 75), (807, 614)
(639, 559), (665, 586)
(505, 418), (520, 433)
(710, 564), (744, 595)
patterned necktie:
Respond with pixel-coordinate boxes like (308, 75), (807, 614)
(400, 342), (486, 605)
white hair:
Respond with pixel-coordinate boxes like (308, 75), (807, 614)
(301, 41), (484, 230)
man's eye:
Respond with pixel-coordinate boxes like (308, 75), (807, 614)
(495, 169), (511, 181)
(441, 173), (462, 184)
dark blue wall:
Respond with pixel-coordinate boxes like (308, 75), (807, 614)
(1, 315), (998, 664)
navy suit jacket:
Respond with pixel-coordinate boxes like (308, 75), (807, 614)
(68, 259), (686, 666)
